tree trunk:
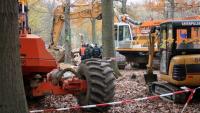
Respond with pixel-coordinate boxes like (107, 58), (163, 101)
(102, 0), (121, 78)
(91, 18), (96, 44)
(168, 0), (175, 19)
(91, 0), (97, 44)
(64, 0), (72, 64)
(121, 0), (127, 14)
(164, 0), (168, 19)
(0, 0), (28, 113)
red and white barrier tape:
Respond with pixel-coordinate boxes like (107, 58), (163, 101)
(181, 87), (200, 113)
(29, 88), (193, 113)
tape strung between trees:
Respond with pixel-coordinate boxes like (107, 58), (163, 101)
(30, 87), (199, 113)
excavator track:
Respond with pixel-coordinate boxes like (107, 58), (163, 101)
(149, 82), (189, 103)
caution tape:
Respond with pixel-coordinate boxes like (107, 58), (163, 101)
(29, 88), (193, 113)
(181, 87), (200, 113)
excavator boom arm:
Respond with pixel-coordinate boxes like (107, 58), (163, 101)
(50, 3), (101, 49)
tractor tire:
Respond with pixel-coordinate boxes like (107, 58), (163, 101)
(76, 59), (115, 112)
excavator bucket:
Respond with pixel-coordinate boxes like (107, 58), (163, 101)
(144, 72), (157, 84)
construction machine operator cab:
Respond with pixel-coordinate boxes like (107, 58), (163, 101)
(159, 20), (200, 78)
(114, 23), (133, 48)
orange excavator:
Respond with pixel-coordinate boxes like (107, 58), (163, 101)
(18, 0), (115, 112)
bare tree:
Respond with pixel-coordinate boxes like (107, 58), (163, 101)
(91, 18), (97, 43)
(114, 0), (127, 14)
(168, 0), (175, 19)
(64, 0), (72, 63)
(121, 0), (127, 14)
(164, 0), (168, 18)
(0, 0), (28, 113)
(91, 0), (97, 44)
(102, 0), (121, 78)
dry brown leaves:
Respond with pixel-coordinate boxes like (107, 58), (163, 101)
(30, 69), (200, 113)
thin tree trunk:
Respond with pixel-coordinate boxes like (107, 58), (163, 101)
(102, 0), (121, 78)
(168, 0), (175, 19)
(0, 0), (28, 113)
(121, 0), (127, 14)
(91, 0), (97, 44)
(164, 0), (168, 19)
(91, 18), (96, 44)
(64, 0), (72, 63)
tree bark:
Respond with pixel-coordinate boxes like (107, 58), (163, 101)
(64, 0), (72, 63)
(168, 0), (175, 19)
(91, 0), (97, 44)
(91, 18), (96, 44)
(102, 0), (121, 78)
(164, 0), (168, 19)
(0, 0), (28, 113)
(121, 0), (127, 14)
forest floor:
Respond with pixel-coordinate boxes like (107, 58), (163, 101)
(29, 68), (200, 113)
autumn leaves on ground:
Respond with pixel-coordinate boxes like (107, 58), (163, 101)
(30, 69), (200, 113)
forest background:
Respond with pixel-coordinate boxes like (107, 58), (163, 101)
(29, 0), (200, 48)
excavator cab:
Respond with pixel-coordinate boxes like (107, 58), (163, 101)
(159, 20), (200, 85)
(114, 23), (133, 49)
(146, 20), (200, 103)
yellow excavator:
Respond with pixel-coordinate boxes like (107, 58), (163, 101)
(49, 2), (102, 49)
(145, 20), (200, 103)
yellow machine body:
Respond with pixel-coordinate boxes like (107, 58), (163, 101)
(161, 54), (200, 86)
(145, 20), (200, 103)
(158, 20), (200, 87)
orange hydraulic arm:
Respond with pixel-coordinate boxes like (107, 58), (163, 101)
(120, 14), (141, 25)
(49, 2), (101, 49)
(70, 3), (102, 19)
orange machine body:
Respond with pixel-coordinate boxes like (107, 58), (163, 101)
(20, 34), (57, 75)
(19, 34), (87, 97)
(18, 0), (87, 97)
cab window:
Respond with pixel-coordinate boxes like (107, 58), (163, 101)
(160, 28), (167, 49)
(124, 25), (131, 40)
(114, 25), (118, 41)
(118, 26), (123, 41)
(118, 25), (131, 41)
(167, 25), (173, 49)
(176, 27), (200, 49)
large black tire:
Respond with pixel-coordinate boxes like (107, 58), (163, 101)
(77, 59), (115, 112)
